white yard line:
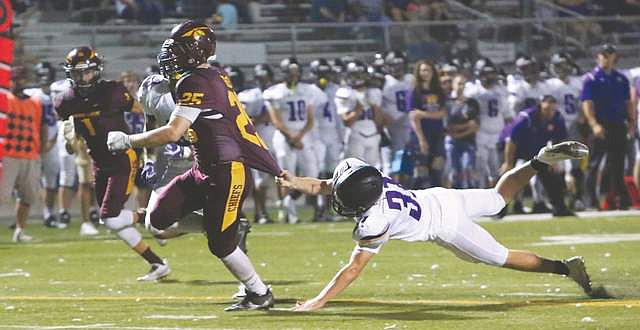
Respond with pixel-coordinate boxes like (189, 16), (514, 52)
(477, 209), (640, 223)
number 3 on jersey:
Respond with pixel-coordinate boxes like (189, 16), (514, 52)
(383, 177), (421, 221)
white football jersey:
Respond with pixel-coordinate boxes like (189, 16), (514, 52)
(507, 75), (548, 114)
(263, 82), (317, 131)
(23, 87), (58, 140)
(464, 81), (511, 139)
(382, 73), (414, 121)
(545, 76), (582, 127)
(335, 86), (381, 136)
(312, 82), (341, 132)
(137, 74), (175, 125)
(332, 158), (438, 254)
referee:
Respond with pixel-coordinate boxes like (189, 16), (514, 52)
(581, 44), (637, 210)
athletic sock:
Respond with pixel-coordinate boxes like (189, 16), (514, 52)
(43, 207), (53, 219)
(552, 260), (570, 275)
(141, 248), (164, 265)
(221, 247), (268, 295)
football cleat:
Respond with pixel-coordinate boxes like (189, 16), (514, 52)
(564, 256), (592, 295)
(89, 208), (100, 225)
(536, 141), (589, 165)
(80, 222), (99, 236)
(224, 288), (274, 312)
(137, 260), (171, 281)
(57, 210), (71, 229)
(44, 215), (58, 228)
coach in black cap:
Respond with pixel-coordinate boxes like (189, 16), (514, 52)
(580, 44), (637, 209)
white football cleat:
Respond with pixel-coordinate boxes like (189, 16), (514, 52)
(536, 141), (589, 165)
(564, 256), (592, 294)
(12, 228), (33, 243)
(137, 260), (171, 281)
(80, 222), (99, 236)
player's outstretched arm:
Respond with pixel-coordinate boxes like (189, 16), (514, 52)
(292, 249), (374, 312)
(275, 170), (332, 196)
(107, 116), (191, 151)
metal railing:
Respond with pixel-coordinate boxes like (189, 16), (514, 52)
(18, 15), (640, 77)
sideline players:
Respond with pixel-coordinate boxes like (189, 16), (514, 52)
(263, 57), (319, 224)
(108, 21), (282, 311)
(239, 64), (276, 224)
(465, 58), (512, 188)
(56, 46), (169, 280)
(335, 60), (383, 167)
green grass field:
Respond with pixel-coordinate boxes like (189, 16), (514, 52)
(1, 214), (639, 329)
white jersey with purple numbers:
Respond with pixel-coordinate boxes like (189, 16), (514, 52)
(137, 74), (175, 125)
(24, 88), (57, 141)
(312, 82), (341, 132)
(335, 158), (510, 266)
(507, 75), (548, 114)
(263, 82), (317, 131)
(545, 76), (582, 128)
(335, 86), (380, 137)
(332, 158), (437, 253)
(382, 74), (414, 122)
(464, 81), (511, 145)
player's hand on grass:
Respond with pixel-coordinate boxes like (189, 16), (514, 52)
(291, 298), (324, 312)
(107, 131), (132, 151)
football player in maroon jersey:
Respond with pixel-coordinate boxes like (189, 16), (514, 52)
(107, 21), (282, 311)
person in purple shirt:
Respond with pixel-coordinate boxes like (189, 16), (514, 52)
(501, 95), (574, 216)
(581, 44), (637, 209)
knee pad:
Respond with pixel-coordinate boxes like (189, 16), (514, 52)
(103, 210), (134, 231)
(104, 210), (141, 247)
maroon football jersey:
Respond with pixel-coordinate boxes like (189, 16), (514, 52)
(175, 66), (281, 176)
(55, 80), (134, 171)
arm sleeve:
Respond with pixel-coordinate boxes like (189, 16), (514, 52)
(352, 217), (390, 254)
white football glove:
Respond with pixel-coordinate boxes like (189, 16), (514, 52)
(107, 131), (132, 151)
(62, 116), (76, 143)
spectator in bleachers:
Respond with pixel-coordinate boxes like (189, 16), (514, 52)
(116, 0), (164, 24)
(311, 0), (346, 23)
(214, 0), (238, 30)
(347, 0), (387, 22)
(405, 0), (453, 59)
(553, 0), (602, 41)
(387, 0), (411, 21)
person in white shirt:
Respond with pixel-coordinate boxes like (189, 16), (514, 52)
(277, 141), (598, 312)
(380, 51), (415, 176)
(465, 58), (512, 188)
(545, 52), (586, 210)
(309, 58), (344, 221)
(264, 57), (319, 224)
(239, 64), (277, 224)
(335, 60), (384, 167)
